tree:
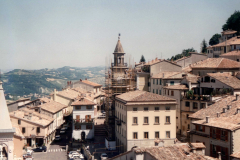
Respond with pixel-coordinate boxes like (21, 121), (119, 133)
(169, 48), (196, 61)
(140, 55), (146, 63)
(200, 39), (208, 53)
(209, 34), (221, 46)
(222, 10), (240, 34)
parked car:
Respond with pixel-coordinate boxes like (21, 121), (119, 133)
(33, 146), (47, 152)
(72, 154), (84, 160)
(60, 128), (66, 134)
(68, 151), (79, 159)
(101, 153), (108, 160)
(55, 135), (61, 141)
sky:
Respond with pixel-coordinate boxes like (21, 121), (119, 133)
(0, 0), (240, 71)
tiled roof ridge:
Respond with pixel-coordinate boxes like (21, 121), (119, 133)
(216, 58), (224, 67)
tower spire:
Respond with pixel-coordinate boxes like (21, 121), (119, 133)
(118, 33), (121, 40)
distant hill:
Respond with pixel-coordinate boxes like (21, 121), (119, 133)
(1, 66), (105, 100)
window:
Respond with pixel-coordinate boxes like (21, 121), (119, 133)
(165, 106), (170, 110)
(144, 132), (148, 139)
(153, 79), (155, 84)
(156, 89), (158, 94)
(160, 79), (162, 85)
(153, 89), (155, 93)
(187, 114), (189, 119)
(22, 127), (25, 133)
(188, 124), (190, 129)
(185, 101), (190, 107)
(133, 132), (138, 139)
(75, 125), (81, 130)
(144, 107), (148, 111)
(193, 102), (198, 109)
(87, 106), (92, 109)
(166, 116), (170, 123)
(86, 125), (92, 129)
(168, 90), (169, 95)
(76, 115), (80, 121)
(159, 89), (161, 95)
(166, 131), (170, 138)
(133, 108), (137, 111)
(144, 117), (148, 124)
(156, 79), (158, 85)
(237, 59), (239, 62)
(133, 117), (138, 124)
(155, 117), (159, 124)
(211, 79), (215, 83)
(18, 120), (21, 125)
(85, 115), (91, 122)
(171, 91), (174, 96)
(75, 106), (81, 110)
(155, 132), (159, 138)
(37, 127), (40, 133)
(170, 81), (174, 85)
(204, 76), (210, 82)
(155, 107), (159, 111)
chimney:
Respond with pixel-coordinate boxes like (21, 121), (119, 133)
(236, 94), (239, 101)
(237, 108), (240, 114)
(223, 108), (227, 113)
(206, 116), (210, 123)
(53, 89), (56, 101)
(218, 152), (221, 160)
(232, 71), (235, 76)
(228, 105), (232, 110)
(217, 112), (220, 117)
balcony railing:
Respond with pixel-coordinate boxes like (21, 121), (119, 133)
(74, 118), (94, 124)
(111, 63), (128, 67)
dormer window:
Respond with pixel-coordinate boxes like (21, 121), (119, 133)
(211, 79), (215, 83)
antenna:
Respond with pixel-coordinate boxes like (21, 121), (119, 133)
(118, 33), (121, 40)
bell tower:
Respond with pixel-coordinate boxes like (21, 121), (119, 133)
(113, 34), (125, 67)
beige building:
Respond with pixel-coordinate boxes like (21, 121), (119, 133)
(189, 95), (240, 159)
(115, 90), (177, 153)
(174, 52), (207, 68)
(12, 121), (25, 159)
(108, 142), (213, 160)
(67, 79), (102, 93)
(0, 81), (15, 160)
(10, 107), (54, 148)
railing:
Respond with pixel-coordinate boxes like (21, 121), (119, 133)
(73, 118), (94, 124)
(111, 63), (128, 67)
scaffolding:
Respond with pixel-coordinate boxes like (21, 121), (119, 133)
(104, 44), (136, 142)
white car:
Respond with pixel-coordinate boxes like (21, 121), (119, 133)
(72, 154), (84, 160)
(27, 149), (33, 155)
(55, 135), (61, 141)
(101, 153), (108, 160)
(68, 151), (79, 159)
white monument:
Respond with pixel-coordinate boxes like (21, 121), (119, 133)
(0, 81), (15, 160)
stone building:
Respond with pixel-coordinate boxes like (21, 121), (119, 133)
(115, 90), (177, 153)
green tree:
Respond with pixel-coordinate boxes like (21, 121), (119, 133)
(222, 10), (240, 34)
(169, 48), (196, 61)
(209, 34), (221, 46)
(140, 55), (146, 63)
(201, 39), (208, 53)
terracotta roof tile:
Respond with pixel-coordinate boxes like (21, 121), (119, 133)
(191, 58), (240, 69)
(207, 73), (240, 89)
(190, 143), (206, 149)
(221, 29), (237, 35)
(212, 36), (240, 47)
(231, 150), (240, 158)
(116, 90), (176, 103)
(82, 80), (102, 87)
(220, 50), (240, 56)
(57, 89), (81, 99)
(39, 98), (67, 113)
(71, 98), (95, 106)
(164, 85), (189, 90)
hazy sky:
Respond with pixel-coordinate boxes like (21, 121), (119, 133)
(0, 0), (240, 71)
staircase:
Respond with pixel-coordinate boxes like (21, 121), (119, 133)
(94, 124), (105, 136)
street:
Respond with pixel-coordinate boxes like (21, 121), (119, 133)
(33, 124), (72, 160)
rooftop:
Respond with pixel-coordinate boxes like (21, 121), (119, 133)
(191, 58), (240, 69)
(10, 108), (54, 127)
(71, 97), (95, 106)
(220, 50), (240, 56)
(114, 36), (124, 53)
(116, 90), (176, 105)
(81, 80), (102, 87)
(231, 150), (240, 159)
(207, 72), (240, 89)
(38, 98), (67, 114)
(185, 76), (199, 83)
(212, 36), (240, 47)
(221, 29), (237, 35)
(56, 89), (81, 100)
(189, 95), (239, 120)
(164, 85), (189, 90)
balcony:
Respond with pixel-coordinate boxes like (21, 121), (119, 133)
(111, 63), (128, 67)
(189, 130), (209, 138)
(74, 118), (94, 124)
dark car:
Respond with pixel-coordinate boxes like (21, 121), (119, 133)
(33, 146), (47, 152)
